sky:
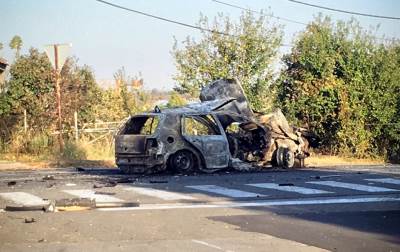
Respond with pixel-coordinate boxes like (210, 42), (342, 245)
(1, 0), (399, 90)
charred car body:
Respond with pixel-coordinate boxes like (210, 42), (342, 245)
(115, 79), (310, 174)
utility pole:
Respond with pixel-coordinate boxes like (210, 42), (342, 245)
(45, 43), (71, 152)
(54, 45), (63, 151)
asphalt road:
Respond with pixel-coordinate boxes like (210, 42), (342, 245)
(0, 165), (399, 252)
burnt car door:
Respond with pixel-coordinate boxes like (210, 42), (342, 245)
(181, 114), (230, 169)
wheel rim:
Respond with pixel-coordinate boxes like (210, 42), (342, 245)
(283, 149), (295, 168)
(173, 151), (192, 171)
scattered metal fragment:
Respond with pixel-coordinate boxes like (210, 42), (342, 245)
(66, 183), (77, 186)
(149, 180), (168, 184)
(311, 175), (342, 179)
(76, 167), (85, 172)
(230, 158), (258, 172)
(7, 181), (16, 186)
(279, 183), (294, 186)
(116, 178), (134, 184)
(94, 191), (116, 195)
(105, 181), (118, 187)
(5, 204), (50, 212)
(46, 183), (56, 188)
(42, 175), (55, 181)
(55, 198), (96, 209)
(24, 217), (36, 223)
(93, 183), (103, 189)
(56, 206), (92, 212)
(95, 202), (140, 208)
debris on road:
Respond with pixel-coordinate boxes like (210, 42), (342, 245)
(93, 180), (117, 188)
(95, 202), (140, 208)
(5, 203), (51, 212)
(42, 175), (55, 181)
(311, 175), (342, 179)
(55, 198), (96, 209)
(94, 191), (116, 195)
(7, 181), (16, 186)
(279, 183), (295, 186)
(230, 158), (259, 172)
(149, 180), (168, 184)
(24, 217), (36, 223)
(46, 183), (56, 188)
(66, 183), (77, 186)
(76, 167), (85, 172)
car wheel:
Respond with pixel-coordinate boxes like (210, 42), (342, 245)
(276, 147), (295, 169)
(119, 165), (131, 174)
(169, 150), (195, 173)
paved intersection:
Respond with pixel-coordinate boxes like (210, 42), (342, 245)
(0, 166), (399, 251)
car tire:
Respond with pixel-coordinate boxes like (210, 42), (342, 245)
(276, 147), (295, 169)
(169, 150), (196, 173)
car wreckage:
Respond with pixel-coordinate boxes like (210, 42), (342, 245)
(115, 79), (311, 174)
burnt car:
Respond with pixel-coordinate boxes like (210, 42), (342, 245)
(115, 106), (234, 174)
(115, 79), (310, 174)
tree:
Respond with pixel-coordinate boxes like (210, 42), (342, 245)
(167, 91), (187, 107)
(59, 57), (101, 129)
(0, 48), (55, 150)
(0, 48), (105, 153)
(0, 42), (3, 52)
(172, 11), (283, 112)
(276, 15), (400, 159)
(9, 35), (23, 58)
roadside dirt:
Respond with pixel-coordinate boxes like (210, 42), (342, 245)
(0, 154), (387, 171)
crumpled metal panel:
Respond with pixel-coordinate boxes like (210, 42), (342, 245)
(200, 79), (254, 119)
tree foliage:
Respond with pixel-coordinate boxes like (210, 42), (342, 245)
(167, 91), (187, 108)
(276, 15), (400, 160)
(172, 11), (283, 112)
(9, 35), (23, 58)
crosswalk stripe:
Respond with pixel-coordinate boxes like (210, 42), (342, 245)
(247, 183), (331, 195)
(124, 187), (195, 200)
(365, 178), (400, 185)
(0, 192), (48, 206)
(186, 185), (264, 198)
(307, 181), (398, 192)
(63, 190), (124, 203)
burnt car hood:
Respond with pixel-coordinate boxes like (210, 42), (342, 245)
(199, 79), (254, 119)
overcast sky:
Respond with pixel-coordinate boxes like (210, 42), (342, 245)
(1, 0), (399, 90)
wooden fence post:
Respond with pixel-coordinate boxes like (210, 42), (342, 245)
(24, 109), (27, 133)
(74, 111), (79, 141)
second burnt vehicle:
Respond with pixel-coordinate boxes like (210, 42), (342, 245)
(115, 79), (311, 174)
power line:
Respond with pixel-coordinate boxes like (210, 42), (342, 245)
(212, 0), (307, 26)
(95, 0), (231, 36)
(288, 0), (400, 20)
(215, 0), (395, 43)
(94, 0), (292, 47)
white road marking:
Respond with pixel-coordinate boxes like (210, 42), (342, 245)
(192, 240), (224, 251)
(0, 192), (48, 206)
(365, 178), (400, 185)
(186, 185), (264, 198)
(247, 183), (331, 195)
(98, 196), (400, 211)
(307, 181), (398, 192)
(63, 190), (124, 203)
(123, 187), (195, 200)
